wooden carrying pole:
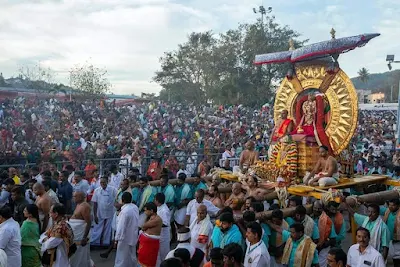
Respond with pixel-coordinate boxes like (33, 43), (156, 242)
(234, 204), (313, 221)
(345, 190), (400, 244)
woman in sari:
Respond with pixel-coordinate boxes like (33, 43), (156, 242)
(21, 204), (41, 267)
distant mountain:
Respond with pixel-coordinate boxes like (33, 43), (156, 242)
(351, 69), (400, 92)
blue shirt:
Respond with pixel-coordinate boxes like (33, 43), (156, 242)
(58, 181), (73, 212)
(380, 206), (398, 240)
(354, 213), (390, 251)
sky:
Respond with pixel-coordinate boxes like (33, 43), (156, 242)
(0, 0), (399, 95)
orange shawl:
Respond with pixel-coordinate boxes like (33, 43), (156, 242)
(273, 119), (292, 141)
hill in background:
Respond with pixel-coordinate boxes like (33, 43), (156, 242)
(351, 69), (400, 91)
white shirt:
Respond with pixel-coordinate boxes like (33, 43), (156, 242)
(72, 179), (90, 194)
(186, 199), (220, 226)
(67, 172), (75, 184)
(110, 172), (124, 189)
(115, 203), (139, 246)
(0, 191), (9, 208)
(34, 174), (43, 184)
(0, 249), (7, 267)
(165, 243), (196, 259)
(244, 240), (270, 267)
(347, 244), (385, 267)
(189, 218), (213, 252)
(92, 186), (118, 219)
(48, 189), (60, 204)
(25, 189), (36, 204)
(0, 218), (21, 267)
(157, 204), (171, 226)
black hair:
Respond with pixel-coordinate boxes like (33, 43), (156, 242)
(320, 145), (329, 151)
(290, 222), (304, 233)
(144, 202), (157, 213)
(4, 178), (15, 186)
(25, 204), (41, 232)
(173, 248), (190, 264)
(328, 247), (347, 265)
(21, 172), (30, 180)
(251, 202), (264, 213)
(294, 205), (307, 216)
(388, 199), (400, 206)
(11, 186), (24, 196)
(196, 189), (205, 196)
(289, 196), (302, 207)
(109, 165), (117, 171)
(52, 203), (66, 216)
(31, 166), (40, 172)
(61, 171), (69, 179)
(271, 209), (284, 220)
(219, 212), (234, 223)
(245, 196), (256, 203)
(139, 176), (149, 183)
(160, 258), (183, 267)
(219, 206), (233, 215)
(367, 203), (380, 213)
(65, 165), (74, 171)
(209, 247), (223, 261)
(210, 184), (219, 193)
(129, 174), (138, 182)
(243, 210), (256, 222)
(42, 180), (51, 190)
(269, 203), (280, 210)
(0, 206), (12, 219)
(222, 243), (243, 264)
(246, 221), (263, 240)
(121, 192), (132, 204)
(42, 170), (52, 178)
(178, 173), (187, 181)
(155, 193), (165, 205)
(356, 227), (371, 239)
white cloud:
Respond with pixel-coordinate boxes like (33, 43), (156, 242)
(0, 0), (399, 95)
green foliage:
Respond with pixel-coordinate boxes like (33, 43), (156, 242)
(357, 67), (370, 84)
(0, 73), (7, 87)
(154, 17), (307, 106)
(69, 62), (111, 96)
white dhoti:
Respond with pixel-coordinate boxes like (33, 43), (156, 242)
(90, 216), (112, 246)
(156, 227), (171, 265)
(138, 212), (147, 228)
(115, 241), (137, 267)
(390, 241), (400, 259)
(174, 207), (186, 225)
(303, 172), (339, 187)
(68, 219), (92, 267)
(318, 246), (330, 267)
(270, 256), (284, 267)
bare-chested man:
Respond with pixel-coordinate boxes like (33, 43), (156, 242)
(239, 141), (259, 171)
(69, 191), (92, 267)
(138, 202), (163, 267)
(304, 145), (339, 187)
(206, 185), (224, 209)
(224, 183), (246, 211)
(241, 175), (272, 201)
(33, 183), (52, 232)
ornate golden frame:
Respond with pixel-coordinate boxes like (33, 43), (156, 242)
(274, 65), (358, 155)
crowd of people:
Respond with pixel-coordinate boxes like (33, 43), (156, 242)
(0, 160), (394, 267)
(0, 97), (398, 267)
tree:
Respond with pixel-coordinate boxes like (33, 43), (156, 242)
(0, 73), (7, 87)
(357, 67), (370, 84)
(154, 17), (306, 106)
(18, 64), (55, 92)
(69, 62), (111, 96)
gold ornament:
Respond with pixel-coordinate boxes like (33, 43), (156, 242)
(273, 64), (358, 155)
